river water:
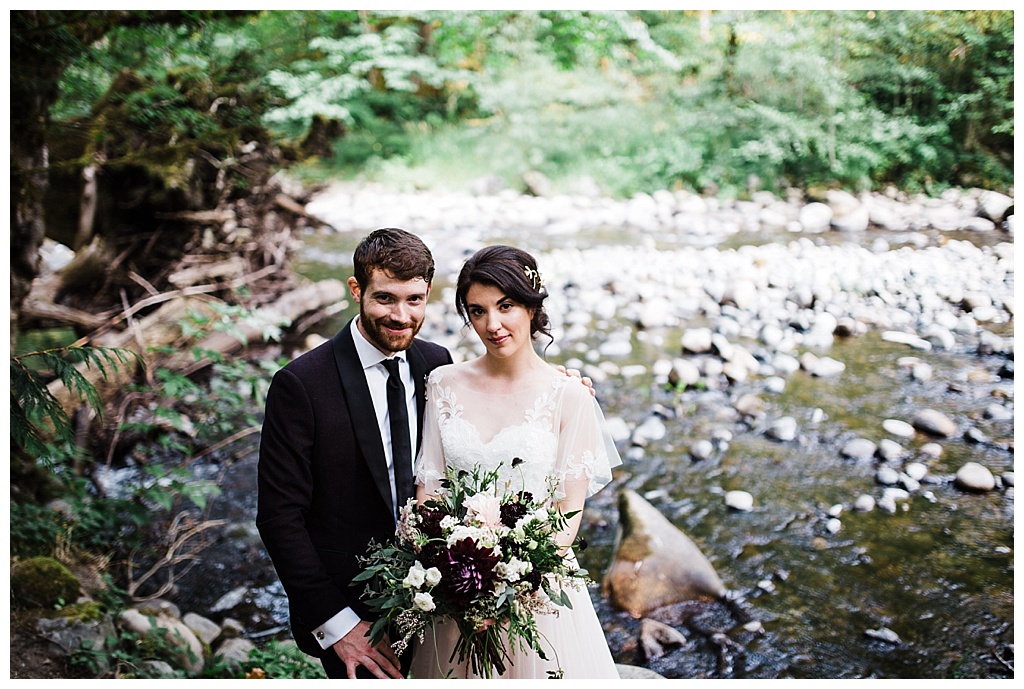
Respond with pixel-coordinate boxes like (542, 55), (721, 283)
(176, 195), (1013, 679)
(279, 209), (1015, 679)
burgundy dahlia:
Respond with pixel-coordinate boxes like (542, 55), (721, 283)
(438, 538), (501, 608)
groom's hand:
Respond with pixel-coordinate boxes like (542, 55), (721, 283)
(556, 364), (596, 397)
(333, 620), (404, 679)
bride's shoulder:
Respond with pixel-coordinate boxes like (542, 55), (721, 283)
(427, 361), (472, 385)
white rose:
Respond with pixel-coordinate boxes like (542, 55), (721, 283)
(424, 567), (442, 586)
(413, 592), (436, 612)
(403, 562), (426, 588)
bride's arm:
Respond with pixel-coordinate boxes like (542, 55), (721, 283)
(554, 478), (588, 553)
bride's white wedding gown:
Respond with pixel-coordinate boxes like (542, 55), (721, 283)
(409, 364), (622, 679)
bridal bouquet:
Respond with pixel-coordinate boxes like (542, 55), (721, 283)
(354, 460), (590, 678)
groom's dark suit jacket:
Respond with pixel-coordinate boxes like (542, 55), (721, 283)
(256, 319), (451, 658)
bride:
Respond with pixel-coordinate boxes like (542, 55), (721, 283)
(410, 245), (621, 679)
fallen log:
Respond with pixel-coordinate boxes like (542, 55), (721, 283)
(164, 278), (348, 374)
(45, 278), (348, 420)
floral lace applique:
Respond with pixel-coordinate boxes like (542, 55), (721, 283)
(433, 383), (462, 423)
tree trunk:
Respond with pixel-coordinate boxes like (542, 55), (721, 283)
(10, 11), (63, 352)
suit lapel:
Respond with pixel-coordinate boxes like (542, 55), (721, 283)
(331, 321), (394, 518)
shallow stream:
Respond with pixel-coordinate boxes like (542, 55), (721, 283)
(179, 214), (1013, 679)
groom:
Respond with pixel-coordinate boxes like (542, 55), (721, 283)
(257, 227), (452, 679)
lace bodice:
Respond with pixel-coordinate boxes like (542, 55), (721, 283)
(415, 365), (621, 502)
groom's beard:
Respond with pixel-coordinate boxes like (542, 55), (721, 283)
(360, 307), (424, 354)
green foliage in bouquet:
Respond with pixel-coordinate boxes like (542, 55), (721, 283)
(354, 460), (589, 678)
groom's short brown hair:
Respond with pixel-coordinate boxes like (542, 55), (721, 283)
(352, 227), (435, 288)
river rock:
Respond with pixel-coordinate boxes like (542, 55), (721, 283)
(806, 354), (846, 377)
(977, 190), (1014, 222)
(832, 206), (870, 233)
(912, 409), (958, 438)
(921, 324), (956, 350)
(882, 330), (932, 351)
(734, 393), (765, 420)
(904, 462), (929, 481)
(876, 466), (900, 486)
(724, 490), (754, 511)
(37, 610), (116, 660)
(876, 439), (904, 462)
(911, 362), (933, 382)
(799, 202), (833, 232)
(881, 419), (914, 439)
(183, 612), (221, 646)
(215, 637), (257, 670)
(865, 627), (902, 644)
(669, 358), (701, 388)
(681, 328), (714, 354)
(767, 416), (798, 442)
(722, 278), (758, 310)
(955, 462), (996, 492)
(854, 494), (876, 512)
(690, 439), (715, 462)
(840, 438), (877, 461)
(603, 490), (727, 617)
(632, 415), (668, 445)
(983, 403), (1013, 422)
(120, 608), (205, 674)
(978, 330), (1006, 355)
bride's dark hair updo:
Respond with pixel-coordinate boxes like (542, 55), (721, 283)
(455, 245), (552, 342)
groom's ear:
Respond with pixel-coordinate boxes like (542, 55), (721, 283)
(347, 276), (362, 302)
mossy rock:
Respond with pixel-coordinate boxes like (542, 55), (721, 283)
(42, 600), (106, 624)
(10, 556), (82, 609)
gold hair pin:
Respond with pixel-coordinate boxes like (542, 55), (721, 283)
(524, 266), (545, 291)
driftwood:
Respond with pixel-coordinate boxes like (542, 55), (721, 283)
(154, 209), (236, 224)
(21, 272), (111, 331)
(273, 193), (335, 231)
(167, 255), (248, 288)
(46, 279), (347, 419)
(22, 298), (109, 331)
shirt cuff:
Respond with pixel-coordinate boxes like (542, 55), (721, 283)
(312, 607), (361, 650)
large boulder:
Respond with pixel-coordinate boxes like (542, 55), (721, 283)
(603, 490), (726, 617)
(36, 602), (116, 672)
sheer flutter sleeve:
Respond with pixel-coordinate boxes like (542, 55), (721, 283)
(415, 369), (449, 496)
(555, 378), (623, 500)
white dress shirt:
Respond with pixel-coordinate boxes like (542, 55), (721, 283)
(312, 317), (418, 651)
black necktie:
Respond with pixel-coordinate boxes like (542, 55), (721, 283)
(382, 358), (414, 518)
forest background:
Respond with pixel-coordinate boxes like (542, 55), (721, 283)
(7, 8), (1015, 679)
